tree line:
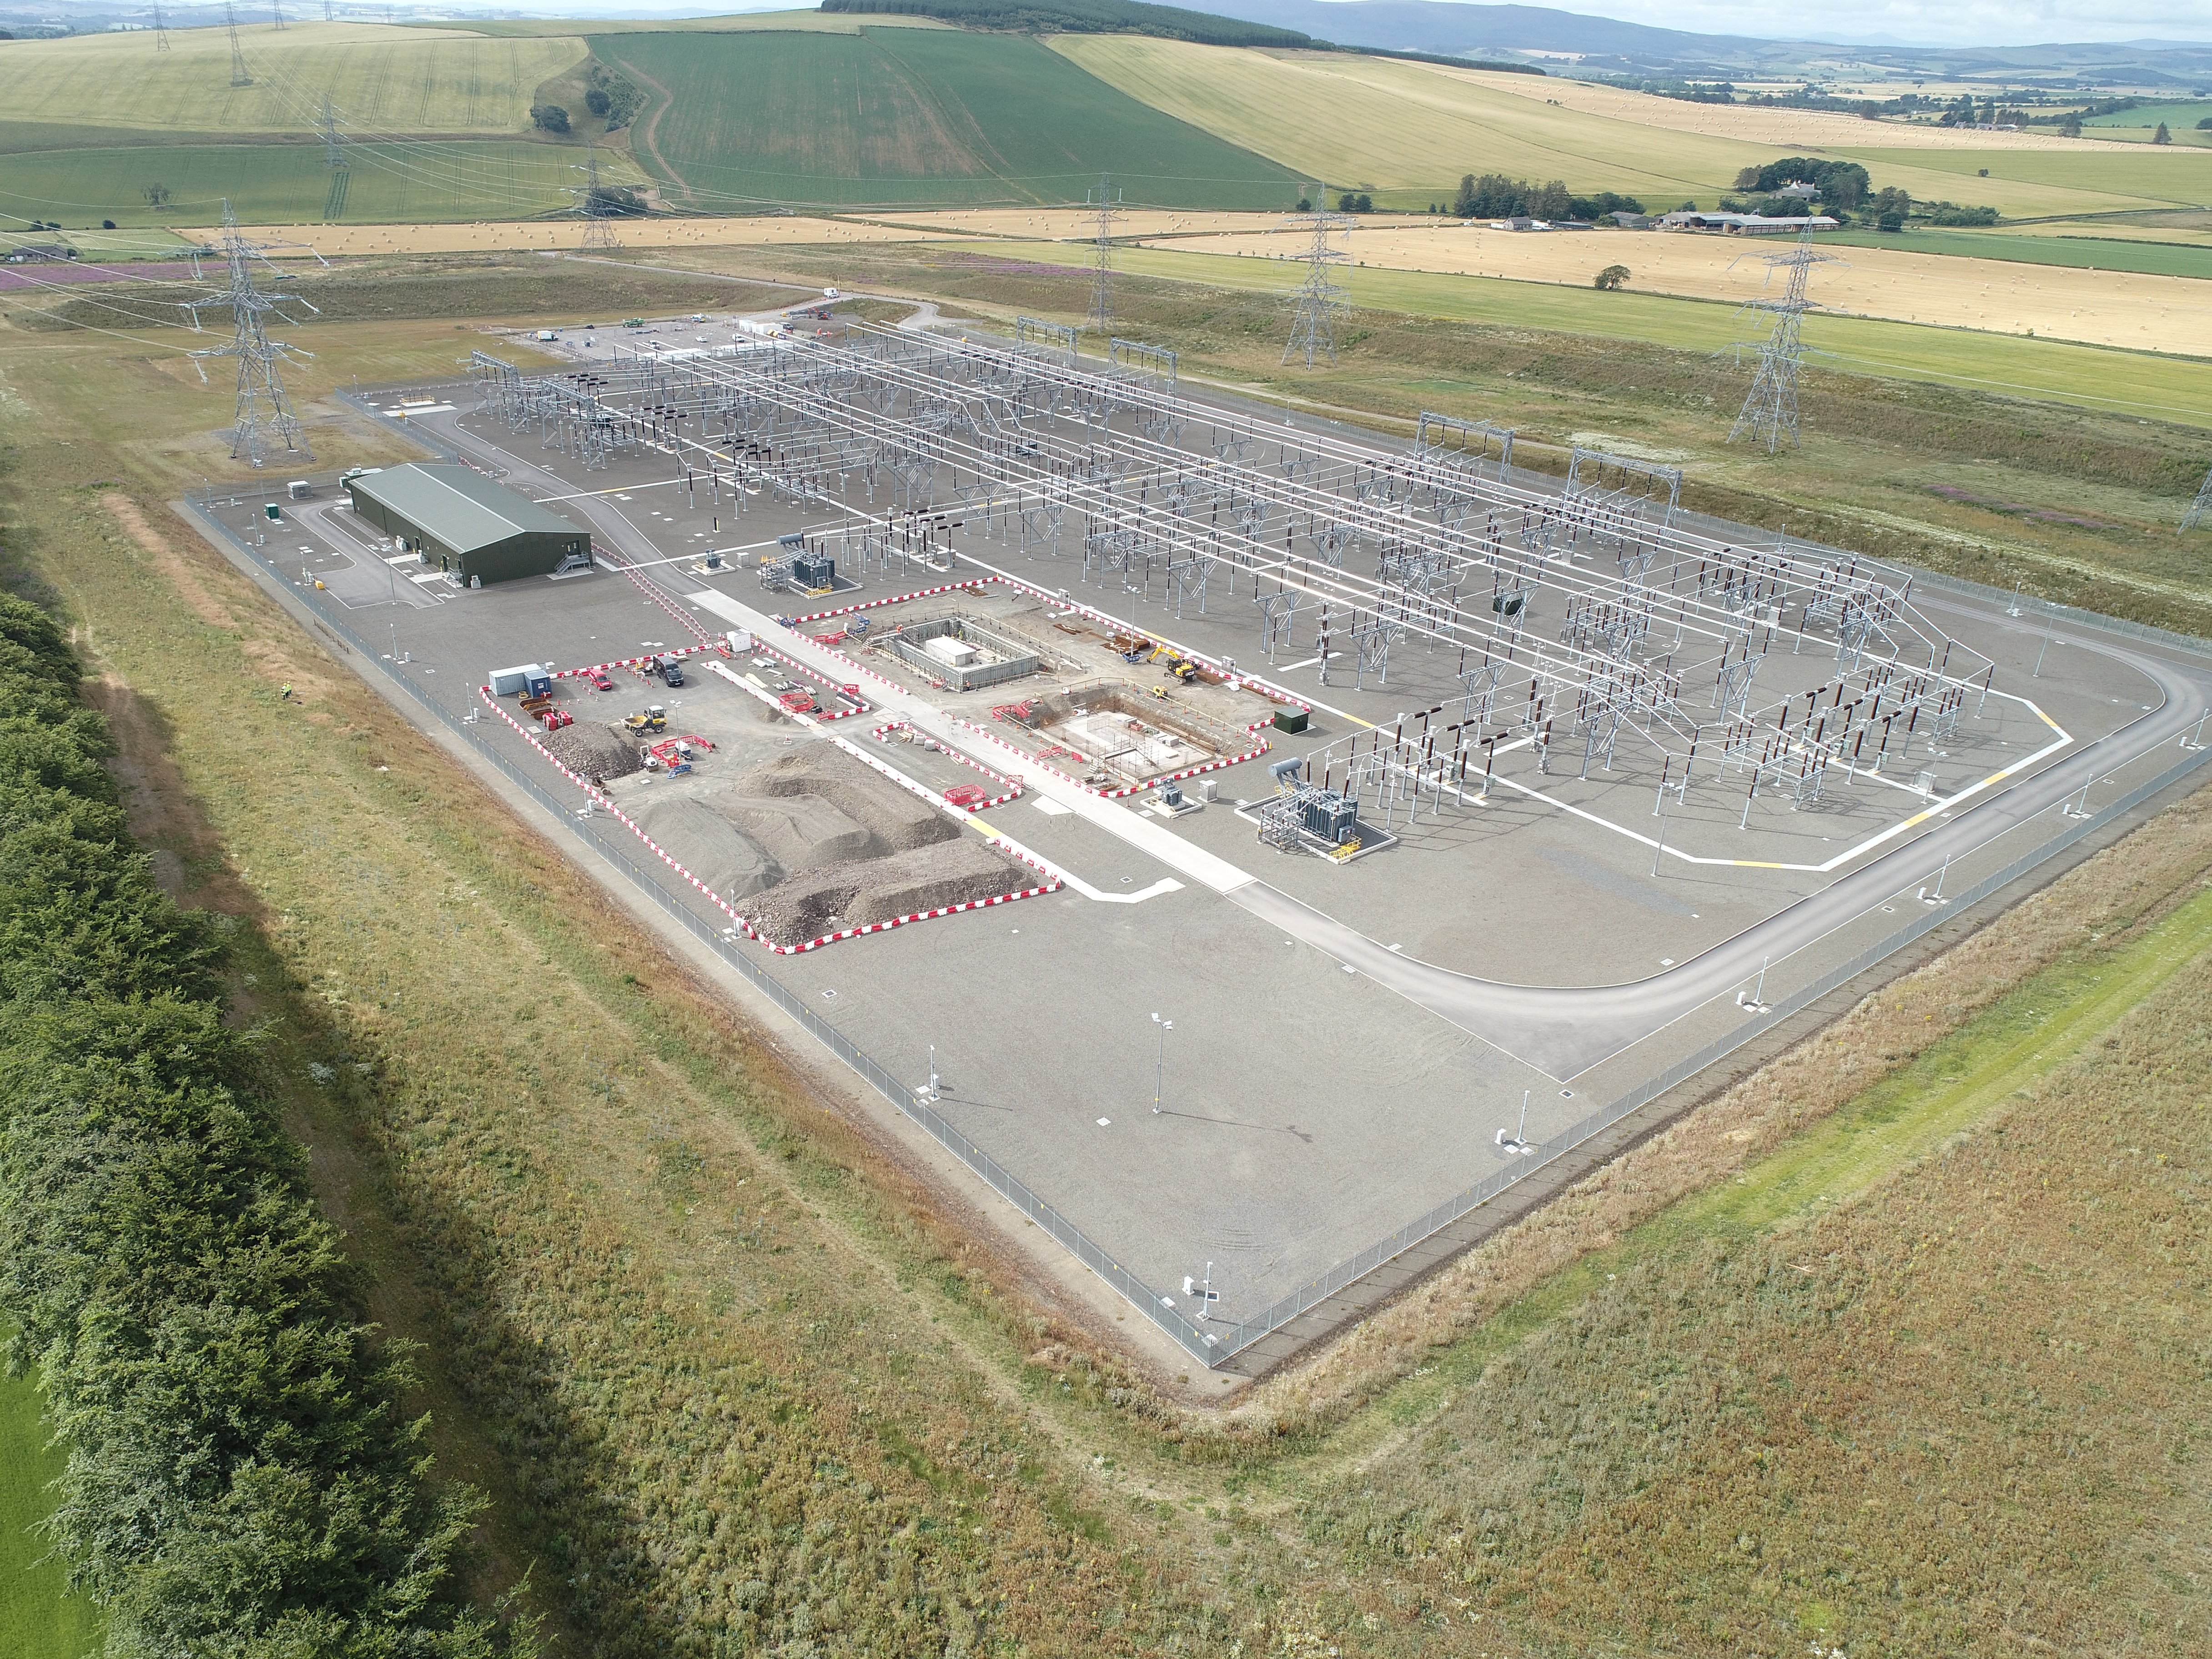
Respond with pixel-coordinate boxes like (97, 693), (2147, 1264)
(1450, 173), (1644, 221)
(0, 593), (533, 1657)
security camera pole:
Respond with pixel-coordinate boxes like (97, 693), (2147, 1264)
(1151, 1012), (1173, 1114)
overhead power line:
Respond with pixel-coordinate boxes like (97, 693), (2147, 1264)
(226, 0), (253, 85)
(1727, 225), (1843, 454)
(1280, 206), (1354, 369)
(1087, 174), (1120, 336)
(186, 201), (321, 467)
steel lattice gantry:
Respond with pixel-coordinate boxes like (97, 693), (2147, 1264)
(544, 326), (1993, 821)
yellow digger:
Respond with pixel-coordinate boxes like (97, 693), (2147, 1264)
(1150, 645), (1200, 684)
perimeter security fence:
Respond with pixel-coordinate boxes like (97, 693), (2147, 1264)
(191, 475), (2212, 1370)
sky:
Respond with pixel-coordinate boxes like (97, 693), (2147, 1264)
(1501, 1), (2212, 47)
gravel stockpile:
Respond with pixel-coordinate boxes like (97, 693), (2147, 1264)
(598, 737), (1026, 944)
(623, 795), (782, 900)
(748, 838), (1028, 943)
(543, 721), (645, 783)
(740, 751), (956, 852)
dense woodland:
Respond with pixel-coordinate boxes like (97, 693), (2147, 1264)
(0, 595), (531, 1657)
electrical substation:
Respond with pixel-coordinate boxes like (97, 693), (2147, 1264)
(191, 302), (2212, 1372)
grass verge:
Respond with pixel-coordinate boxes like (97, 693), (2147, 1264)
(0, 1348), (101, 1659)
(978, 238), (2212, 430)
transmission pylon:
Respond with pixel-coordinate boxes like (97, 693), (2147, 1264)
(324, 0), (335, 17)
(271, 0), (286, 30)
(1086, 175), (1120, 336)
(186, 201), (321, 467)
(572, 141), (624, 251)
(1280, 208), (1354, 368)
(225, 0), (252, 85)
(316, 93), (350, 220)
(2183, 466), (2212, 531)
(316, 93), (345, 169)
(152, 0), (171, 50)
(1726, 225), (1841, 454)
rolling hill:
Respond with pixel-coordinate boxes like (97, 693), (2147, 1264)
(0, 22), (581, 135)
(2, 10), (2207, 225)
(1201, 0), (2212, 87)
(0, 20), (639, 226)
(598, 25), (1301, 209)
(1052, 35), (2212, 216)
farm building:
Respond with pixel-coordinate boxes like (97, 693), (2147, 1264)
(344, 463), (592, 584)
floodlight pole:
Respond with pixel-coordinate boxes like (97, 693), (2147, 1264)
(1151, 1012), (1172, 1113)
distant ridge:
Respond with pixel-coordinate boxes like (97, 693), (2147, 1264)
(1195, 1), (2212, 85)
(819, 0), (1538, 71)
(818, 0), (1314, 49)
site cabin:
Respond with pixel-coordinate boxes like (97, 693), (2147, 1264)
(489, 664), (553, 699)
(345, 463), (593, 585)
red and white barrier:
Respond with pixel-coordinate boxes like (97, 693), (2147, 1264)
(728, 633), (870, 721)
(599, 551), (716, 646)
(950, 714), (1269, 801)
(963, 569), (1315, 713)
(550, 639), (719, 681)
(779, 580), (985, 626)
(479, 684), (1055, 955)
(870, 719), (1023, 809)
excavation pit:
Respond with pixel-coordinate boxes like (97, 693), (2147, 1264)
(874, 609), (1077, 692)
(1010, 680), (1250, 788)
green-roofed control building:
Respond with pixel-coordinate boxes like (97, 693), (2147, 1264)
(344, 463), (593, 585)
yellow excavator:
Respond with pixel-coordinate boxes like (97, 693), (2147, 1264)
(1149, 644), (1200, 683)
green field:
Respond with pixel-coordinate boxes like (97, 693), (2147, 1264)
(0, 22), (581, 136)
(0, 140), (641, 227)
(597, 27), (1299, 209)
(0, 19), (607, 226)
(975, 237), (2212, 427)
(2084, 98), (2212, 131)
(0, 1356), (101, 1659)
(1847, 144), (2212, 213)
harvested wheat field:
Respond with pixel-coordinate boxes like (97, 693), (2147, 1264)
(867, 207), (1277, 240)
(1439, 65), (2155, 155)
(1141, 221), (2212, 354)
